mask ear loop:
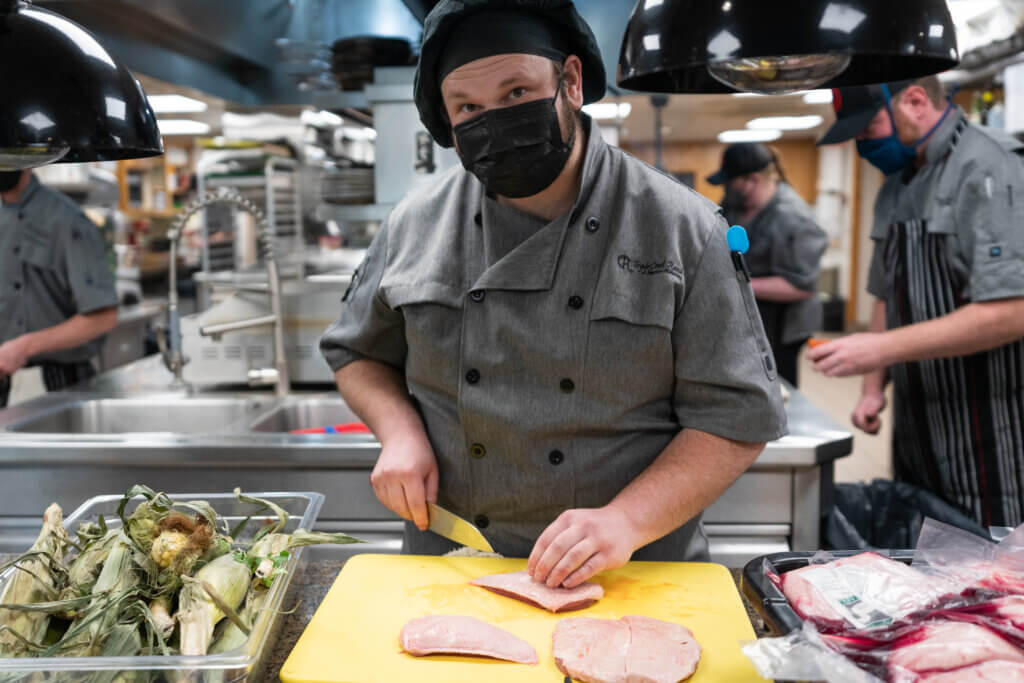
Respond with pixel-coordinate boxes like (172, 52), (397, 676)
(882, 82), (955, 151)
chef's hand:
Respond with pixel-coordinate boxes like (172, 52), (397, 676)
(0, 336), (30, 378)
(527, 506), (638, 589)
(852, 390), (887, 435)
(807, 333), (889, 378)
(369, 428), (438, 532)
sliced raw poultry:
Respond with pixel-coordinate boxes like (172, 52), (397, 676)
(888, 622), (1024, 677)
(553, 615), (701, 683)
(470, 570), (604, 612)
(917, 660), (1024, 682)
(399, 615), (537, 665)
(622, 615), (702, 683)
(780, 552), (949, 631)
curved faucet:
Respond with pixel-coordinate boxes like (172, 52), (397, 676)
(162, 187), (291, 396)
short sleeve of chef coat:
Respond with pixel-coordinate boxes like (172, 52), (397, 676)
(319, 219), (407, 372)
(672, 212), (788, 444)
(954, 153), (1024, 303)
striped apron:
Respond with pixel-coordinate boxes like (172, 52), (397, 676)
(885, 217), (1024, 527)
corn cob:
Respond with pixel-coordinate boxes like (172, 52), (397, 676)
(176, 553), (250, 656)
(0, 503), (67, 657)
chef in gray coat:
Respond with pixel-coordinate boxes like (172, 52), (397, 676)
(320, 0), (786, 588)
(708, 143), (829, 387)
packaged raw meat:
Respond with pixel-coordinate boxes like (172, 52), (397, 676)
(775, 552), (950, 632)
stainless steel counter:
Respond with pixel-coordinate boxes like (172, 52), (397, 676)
(0, 355), (851, 566)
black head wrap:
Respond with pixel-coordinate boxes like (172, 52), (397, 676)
(437, 10), (571, 84)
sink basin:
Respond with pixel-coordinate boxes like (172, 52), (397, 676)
(249, 398), (362, 433)
(7, 397), (268, 434)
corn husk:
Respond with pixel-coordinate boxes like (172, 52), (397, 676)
(176, 553), (250, 656)
(60, 529), (119, 611)
(0, 503), (67, 657)
(147, 597), (175, 641)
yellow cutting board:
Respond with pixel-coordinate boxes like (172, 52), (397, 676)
(281, 555), (766, 683)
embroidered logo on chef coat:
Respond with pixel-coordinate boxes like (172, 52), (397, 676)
(616, 254), (682, 279)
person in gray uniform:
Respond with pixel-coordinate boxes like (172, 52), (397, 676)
(0, 170), (118, 406)
(813, 77), (1024, 527)
(708, 143), (829, 387)
(320, 0), (786, 587)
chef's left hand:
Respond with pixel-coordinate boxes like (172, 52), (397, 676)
(527, 506), (638, 589)
(0, 337), (30, 378)
(807, 333), (889, 377)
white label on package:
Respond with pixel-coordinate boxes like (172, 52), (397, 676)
(799, 566), (895, 629)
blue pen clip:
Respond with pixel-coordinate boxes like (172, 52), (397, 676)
(727, 225), (751, 282)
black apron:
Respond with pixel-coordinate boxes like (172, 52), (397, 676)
(884, 217), (1024, 527)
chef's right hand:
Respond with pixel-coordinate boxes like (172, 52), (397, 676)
(370, 429), (438, 531)
(852, 391), (887, 435)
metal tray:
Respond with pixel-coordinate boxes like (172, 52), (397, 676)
(740, 549), (917, 635)
(0, 490), (325, 682)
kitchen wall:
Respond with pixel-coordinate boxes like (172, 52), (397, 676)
(621, 139), (822, 208)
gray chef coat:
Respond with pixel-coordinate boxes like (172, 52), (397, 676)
(868, 109), (1024, 304)
(743, 183), (828, 345)
(865, 108), (1024, 526)
(321, 116), (787, 561)
(0, 176), (118, 364)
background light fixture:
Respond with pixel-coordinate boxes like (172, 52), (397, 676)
(147, 95), (208, 114)
(746, 115), (824, 131)
(618, 0), (959, 95)
(581, 102), (633, 120)
(156, 120), (211, 136)
(718, 129), (783, 143)
(0, 0), (162, 169)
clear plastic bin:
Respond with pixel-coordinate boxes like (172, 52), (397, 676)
(0, 490), (325, 682)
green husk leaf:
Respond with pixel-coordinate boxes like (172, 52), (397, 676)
(233, 489), (290, 540)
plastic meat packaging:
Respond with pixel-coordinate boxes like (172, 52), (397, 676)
(743, 518), (1024, 682)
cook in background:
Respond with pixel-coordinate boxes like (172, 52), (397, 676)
(812, 77), (1024, 528)
(708, 143), (829, 387)
(320, 0), (785, 588)
(0, 170), (118, 406)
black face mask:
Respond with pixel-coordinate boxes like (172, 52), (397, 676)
(721, 186), (748, 222)
(453, 81), (576, 199)
(0, 171), (22, 194)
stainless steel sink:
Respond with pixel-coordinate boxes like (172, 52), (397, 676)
(248, 398), (362, 433)
(7, 397), (269, 434)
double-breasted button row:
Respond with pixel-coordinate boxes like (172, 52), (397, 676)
(470, 290), (485, 303)
(465, 369), (480, 384)
(470, 443), (486, 459)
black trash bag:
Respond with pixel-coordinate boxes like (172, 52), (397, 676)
(823, 478), (990, 550)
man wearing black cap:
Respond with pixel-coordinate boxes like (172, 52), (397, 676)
(708, 144), (828, 386)
(321, 0), (786, 587)
(813, 76), (1024, 527)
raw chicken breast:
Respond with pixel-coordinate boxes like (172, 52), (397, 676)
(470, 570), (604, 612)
(553, 615), (701, 683)
(399, 615), (537, 665)
(889, 622), (1024, 676)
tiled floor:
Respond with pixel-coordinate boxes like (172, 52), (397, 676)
(796, 342), (893, 484)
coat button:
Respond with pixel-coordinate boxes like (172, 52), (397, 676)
(474, 213), (482, 227)
(12, 282), (20, 290)
(560, 378), (575, 393)
(585, 216), (600, 233)
(12, 246), (19, 255)
(548, 450), (565, 465)
(568, 295), (584, 310)
(465, 369), (481, 384)
(474, 514), (490, 529)
(470, 290), (486, 303)
(470, 443), (487, 459)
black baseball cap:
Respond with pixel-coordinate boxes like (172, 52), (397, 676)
(818, 80), (914, 145)
(707, 143), (774, 186)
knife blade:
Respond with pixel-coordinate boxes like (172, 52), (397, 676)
(427, 502), (495, 553)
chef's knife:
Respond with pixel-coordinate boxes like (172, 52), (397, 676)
(427, 502), (495, 553)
